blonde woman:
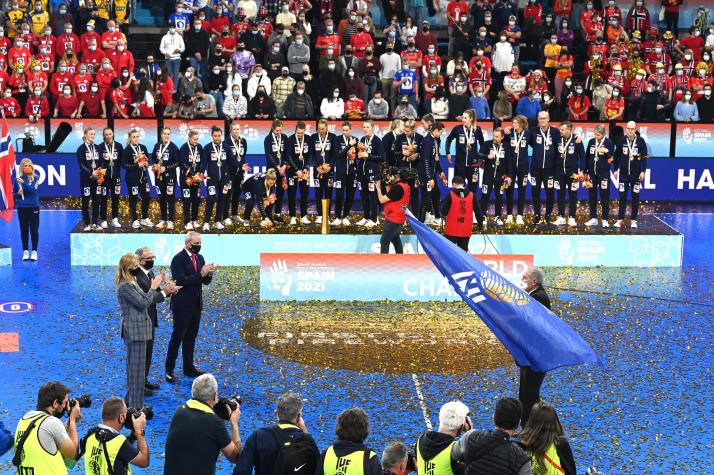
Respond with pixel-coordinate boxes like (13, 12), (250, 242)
(13, 158), (40, 261)
(116, 254), (177, 409)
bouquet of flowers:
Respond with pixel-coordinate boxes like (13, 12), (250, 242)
(93, 168), (106, 185)
(500, 175), (512, 193)
(316, 163), (331, 178)
(297, 168), (310, 182)
(357, 142), (368, 159)
(281, 176), (288, 190)
(151, 163), (164, 180)
(402, 143), (416, 161)
(186, 172), (204, 186)
(263, 194), (277, 207)
(440, 172), (447, 186)
(134, 153), (148, 168)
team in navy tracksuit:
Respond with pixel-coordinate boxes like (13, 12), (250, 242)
(585, 129), (615, 225)
(286, 124), (315, 220)
(394, 124), (422, 213)
(312, 122), (336, 210)
(122, 131), (152, 226)
(418, 126), (444, 221)
(382, 125), (401, 168)
(201, 127), (236, 227)
(13, 165), (40, 255)
(178, 134), (204, 226)
(358, 122), (384, 224)
(76, 128), (104, 228)
(529, 118), (560, 222)
(242, 172), (277, 222)
(331, 124), (359, 221)
(479, 130), (512, 220)
(225, 123), (249, 220)
(615, 127), (649, 225)
(554, 123), (584, 222)
(151, 128), (180, 225)
(506, 119), (532, 219)
(264, 122), (289, 221)
(98, 129), (124, 225)
(444, 113), (485, 193)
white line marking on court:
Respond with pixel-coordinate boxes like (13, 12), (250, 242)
(411, 373), (432, 430)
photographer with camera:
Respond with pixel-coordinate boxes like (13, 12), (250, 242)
(13, 381), (83, 474)
(414, 401), (471, 475)
(80, 396), (149, 475)
(375, 168), (411, 254)
(233, 391), (319, 475)
(164, 374), (242, 474)
(382, 443), (415, 475)
(317, 408), (382, 475)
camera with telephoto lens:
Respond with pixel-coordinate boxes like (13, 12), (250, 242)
(214, 396), (242, 420)
(382, 167), (399, 186)
(63, 395), (91, 417)
(124, 406), (154, 431)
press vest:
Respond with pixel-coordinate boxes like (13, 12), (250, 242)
(444, 191), (473, 238)
(83, 429), (132, 475)
(416, 439), (456, 475)
(383, 182), (410, 224)
(323, 446), (373, 475)
(14, 413), (68, 474)
(531, 444), (564, 475)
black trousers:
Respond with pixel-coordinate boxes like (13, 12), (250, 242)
(481, 177), (505, 217)
(359, 170), (379, 221)
(506, 173), (529, 216)
(588, 176), (610, 220)
(181, 184), (201, 223)
(665, 11), (679, 37)
(80, 180), (102, 225)
(446, 235), (470, 252)
(455, 163), (479, 195)
(18, 207), (39, 251)
(243, 198), (274, 220)
(419, 180), (441, 220)
(519, 366), (547, 426)
(128, 181), (150, 221)
(556, 174), (578, 217)
(380, 220), (404, 253)
(204, 177), (229, 224)
(228, 172), (244, 218)
(618, 177), (641, 220)
(334, 173), (357, 219)
(145, 326), (156, 380)
(531, 168), (555, 218)
(287, 176), (310, 217)
(165, 306), (201, 373)
(101, 177), (121, 220)
(315, 175), (332, 202)
(406, 180), (420, 215)
(157, 178), (176, 222)
(274, 179), (286, 216)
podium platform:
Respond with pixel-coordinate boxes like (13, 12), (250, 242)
(0, 244), (10, 266)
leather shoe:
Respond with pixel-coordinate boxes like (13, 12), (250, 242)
(144, 388), (155, 397)
(165, 372), (176, 383)
(183, 368), (204, 377)
(145, 380), (160, 390)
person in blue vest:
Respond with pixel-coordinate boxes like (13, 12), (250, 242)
(98, 128), (124, 229)
(394, 119), (423, 213)
(393, 63), (419, 111)
(584, 124), (615, 228)
(77, 127), (105, 231)
(151, 127), (180, 230)
(356, 120), (384, 228)
(505, 115), (531, 225)
(614, 121), (649, 229)
(376, 167), (411, 253)
(242, 169), (278, 227)
(286, 121), (315, 225)
(316, 408), (382, 475)
(413, 401), (472, 475)
(178, 130), (204, 230)
(313, 119), (336, 225)
(528, 111), (560, 225)
(201, 126), (236, 231)
(553, 121), (584, 227)
(479, 128), (512, 227)
(331, 121), (359, 226)
(264, 119), (289, 222)
(445, 110), (485, 196)
(224, 122), (250, 225)
(122, 129), (153, 229)
(419, 122), (445, 224)
(13, 158), (40, 261)
(441, 175), (484, 252)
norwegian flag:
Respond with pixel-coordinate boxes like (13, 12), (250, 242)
(0, 115), (16, 222)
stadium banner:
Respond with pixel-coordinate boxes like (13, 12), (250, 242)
(614, 122), (671, 157)
(258, 253), (533, 302)
(674, 123), (714, 158)
(240, 120), (313, 156)
(23, 153), (713, 201)
(162, 119), (225, 146)
(113, 119), (160, 151)
(50, 118), (109, 153)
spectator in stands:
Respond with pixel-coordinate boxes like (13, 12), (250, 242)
(431, 85), (449, 120)
(316, 408), (381, 475)
(519, 402), (576, 475)
(401, 15), (418, 46)
(351, 21), (374, 59)
(345, 90), (366, 119)
(163, 93), (181, 118)
(283, 81), (314, 119)
(53, 85), (79, 118)
(242, 19), (267, 64)
(567, 84), (591, 120)
(450, 14), (471, 61)
(247, 64), (272, 99)
(380, 42), (401, 111)
(272, 66), (295, 116)
(516, 89), (542, 122)
(470, 85), (491, 119)
(248, 85), (276, 118)
(264, 41), (286, 80)
(359, 46), (381, 104)
(339, 46), (359, 75)
(233, 40), (256, 80)
(367, 90), (390, 119)
(224, 84), (249, 119)
(554, 46), (573, 101)
(592, 80), (613, 120)
(77, 81), (107, 118)
(605, 87), (625, 120)
(449, 82), (470, 119)
(1, 88), (22, 117)
(288, 34), (309, 79)
(344, 67), (365, 103)
(394, 94), (418, 119)
(540, 92), (559, 121)
(26, 87), (49, 123)
(662, 0), (683, 38)
(178, 95), (198, 119)
(321, 87), (345, 119)
(557, 18), (574, 47)
(640, 80), (669, 120)
(543, 34), (561, 85)
(207, 64), (227, 117)
(503, 65), (526, 103)
(674, 90), (700, 121)
(178, 67), (203, 100)
(696, 84), (714, 121)
(194, 90), (218, 118)
(185, 18), (211, 80)
(209, 43), (230, 73)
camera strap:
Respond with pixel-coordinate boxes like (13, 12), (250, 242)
(12, 414), (49, 466)
(79, 428), (116, 475)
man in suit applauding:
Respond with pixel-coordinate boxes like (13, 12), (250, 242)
(165, 231), (218, 383)
(135, 246), (165, 395)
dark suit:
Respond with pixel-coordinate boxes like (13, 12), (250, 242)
(519, 284), (551, 426)
(137, 268), (161, 380)
(165, 249), (212, 373)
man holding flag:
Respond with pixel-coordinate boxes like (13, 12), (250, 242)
(0, 114), (16, 223)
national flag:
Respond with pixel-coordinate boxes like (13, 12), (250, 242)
(0, 116), (16, 222)
(406, 210), (602, 373)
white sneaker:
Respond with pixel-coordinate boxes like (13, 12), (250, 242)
(602, 220), (610, 228)
(167, 221), (175, 230)
(132, 220), (141, 229)
(223, 218), (232, 226)
(233, 216), (245, 224)
(431, 218), (443, 226)
(215, 222), (225, 230)
(192, 221), (200, 228)
(100, 220), (108, 229)
(184, 222), (193, 230)
(300, 215), (311, 224)
(30, 251), (37, 261)
(356, 218), (368, 226)
(614, 220), (623, 228)
(364, 219), (377, 228)
(494, 217), (504, 226)
(242, 219), (250, 226)
(342, 217), (351, 226)
(156, 220), (166, 229)
(567, 217), (577, 227)
(289, 217), (297, 225)
(584, 218), (599, 227)
(472, 212), (477, 222)
(553, 216), (566, 226)
(202, 223), (210, 231)
(506, 215), (514, 224)
(140, 218), (154, 227)
(22, 250), (29, 261)
(83, 225), (92, 231)
(516, 215), (525, 225)
(330, 218), (342, 226)
(425, 212), (434, 222)
(631, 220), (638, 229)
(111, 218), (121, 228)
(315, 216), (323, 224)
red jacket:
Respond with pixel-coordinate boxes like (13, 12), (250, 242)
(49, 72), (75, 98)
(0, 96), (21, 117)
(110, 49), (135, 75)
(55, 32), (80, 57)
(25, 95), (49, 117)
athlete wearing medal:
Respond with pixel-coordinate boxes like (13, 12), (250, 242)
(122, 128), (153, 229)
(584, 124), (615, 227)
(201, 126), (236, 230)
(77, 127), (105, 231)
(98, 128), (124, 228)
(445, 110), (485, 195)
(553, 121), (584, 227)
(479, 128), (512, 226)
(614, 121), (649, 229)
(505, 115), (531, 225)
(151, 127), (180, 230)
(286, 121), (315, 225)
(312, 119), (336, 225)
(356, 120), (384, 228)
(330, 121), (359, 226)
(264, 119), (289, 222)
(178, 130), (204, 230)
(224, 122), (250, 225)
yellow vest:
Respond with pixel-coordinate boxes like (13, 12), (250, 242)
(13, 413), (68, 474)
(6, 10), (25, 37)
(30, 11), (49, 35)
(114, 0), (130, 24)
(83, 429), (132, 475)
(323, 446), (374, 475)
(97, 0), (110, 20)
(531, 443), (565, 475)
(416, 438), (455, 475)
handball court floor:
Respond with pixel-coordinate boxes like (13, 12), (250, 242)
(0, 209), (712, 474)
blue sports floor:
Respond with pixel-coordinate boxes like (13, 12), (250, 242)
(0, 211), (712, 474)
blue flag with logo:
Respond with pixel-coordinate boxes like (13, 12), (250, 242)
(406, 211), (601, 373)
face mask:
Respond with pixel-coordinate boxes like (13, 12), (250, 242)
(485, 16), (491, 23)
(17, 69), (23, 74)
(190, 244), (201, 254)
(333, 92), (340, 98)
(636, 1), (642, 6)
(63, 89), (71, 95)
(636, 74), (643, 80)
(676, 70), (683, 76)
(33, 66), (41, 72)
(402, 64), (408, 71)
(478, 31), (486, 38)
(102, 63), (110, 70)
(655, 48), (662, 54)
(177, 7), (183, 12)
(326, 26), (334, 33)
(59, 8), (66, 13)
(108, 26), (115, 32)
(218, 8), (224, 14)
(685, 94), (692, 100)
(122, 72), (130, 77)
(169, 27), (176, 34)
(327, 48), (334, 55)
(348, 71), (354, 77)
(186, 71), (192, 77)
(23, 165), (33, 174)
(59, 66), (67, 73)
(128, 267), (141, 276)
(500, 36), (507, 42)
(476, 92), (483, 98)
(705, 90), (712, 97)
(213, 69), (220, 75)
(456, 86), (464, 93)
(576, 89), (583, 94)
(143, 260), (155, 270)
(509, 21), (515, 26)
(587, 4), (593, 10)
(299, 17), (305, 22)
(350, 15), (356, 21)
(296, 39), (303, 45)
(428, 47), (434, 54)
(194, 24), (201, 30)
(328, 64), (335, 71)
(430, 68), (437, 75)
(460, 17), (467, 23)
(226, 66), (232, 72)
(118, 45), (125, 51)
(273, 46), (280, 53)
(374, 98), (381, 103)
(685, 54), (692, 60)
(700, 70), (707, 77)
(34, 90), (41, 97)
(297, 89), (304, 95)
(232, 90), (240, 97)
(614, 71), (622, 76)
(543, 95), (550, 101)
(89, 45), (96, 51)
(79, 68), (87, 74)
(648, 86), (655, 92)
(3, 92), (10, 98)
(658, 69), (665, 74)
(366, 50), (373, 56)
(550, 38), (557, 44)
(613, 91), (620, 97)
(704, 55), (711, 61)
(65, 28), (72, 34)
(91, 86), (98, 92)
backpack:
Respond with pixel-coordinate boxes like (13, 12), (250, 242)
(269, 425), (318, 475)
